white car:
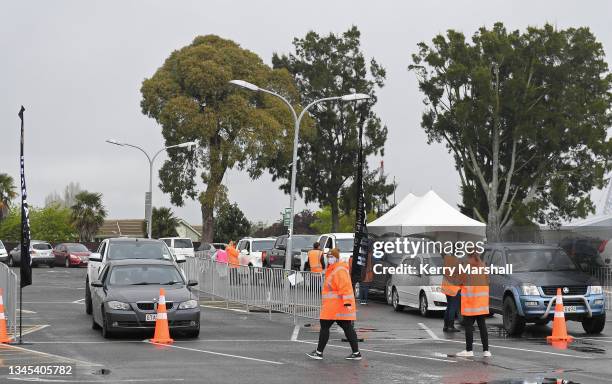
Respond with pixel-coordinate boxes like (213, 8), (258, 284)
(160, 237), (195, 262)
(236, 237), (276, 268)
(317, 233), (355, 263)
(0, 240), (7, 264)
(85, 238), (178, 315)
(388, 253), (447, 317)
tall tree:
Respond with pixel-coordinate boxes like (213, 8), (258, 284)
(0, 173), (17, 221)
(410, 23), (612, 240)
(272, 26), (391, 231)
(213, 202), (251, 243)
(0, 206), (77, 242)
(71, 191), (107, 242)
(144, 207), (179, 239)
(141, 35), (298, 242)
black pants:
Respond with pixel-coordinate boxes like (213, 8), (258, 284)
(444, 293), (460, 328)
(463, 315), (489, 352)
(317, 319), (359, 353)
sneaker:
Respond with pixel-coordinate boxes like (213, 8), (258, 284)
(306, 350), (323, 360)
(345, 352), (362, 360)
(483, 351), (492, 358)
(443, 327), (460, 333)
(360, 301), (368, 305)
(455, 350), (474, 357)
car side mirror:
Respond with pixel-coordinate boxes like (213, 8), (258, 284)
(89, 253), (102, 262)
(278, 245), (286, 251)
(91, 280), (103, 287)
(187, 279), (198, 287)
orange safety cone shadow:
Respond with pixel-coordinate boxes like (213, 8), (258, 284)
(150, 288), (173, 345)
(547, 288), (574, 346)
(0, 289), (12, 344)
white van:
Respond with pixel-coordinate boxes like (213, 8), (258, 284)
(160, 237), (195, 262)
(316, 233), (355, 262)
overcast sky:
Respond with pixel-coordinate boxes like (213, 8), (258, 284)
(1, 0), (610, 226)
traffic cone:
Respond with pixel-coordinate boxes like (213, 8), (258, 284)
(151, 288), (173, 344)
(547, 288), (573, 344)
(0, 288), (11, 343)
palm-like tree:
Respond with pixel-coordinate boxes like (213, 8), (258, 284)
(145, 207), (179, 239)
(0, 173), (18, 221)
(71, 191), (107, 241)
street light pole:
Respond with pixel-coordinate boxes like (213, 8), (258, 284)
(229, 80), (369, 270)
(105, 139), (196, 239)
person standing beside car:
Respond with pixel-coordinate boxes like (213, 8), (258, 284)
(456, 252), (491, 358)
(441, 253), (461, 332)
(227, 241), (240, 285)
(307, 242), (324, 273)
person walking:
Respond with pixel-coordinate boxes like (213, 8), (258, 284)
(441, 253), (461, 332)
(456, 252), (491, 357)
(306, 248), (361, 361)
(306, 242), (324, 273)
(359, 248), (374, 305)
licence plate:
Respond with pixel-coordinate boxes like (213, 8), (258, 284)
(564, 306), (577, 313)
(145, 314), (157, 322)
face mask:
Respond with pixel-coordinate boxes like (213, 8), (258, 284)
(327, 256), (337, 265)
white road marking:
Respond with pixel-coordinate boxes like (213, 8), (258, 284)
(439, 338), (592, 359)
(418, 322), (440, 340)
(71, 298), (85, 304)
(146, 340), (284, 365)
(295, 340), (456, 363)
(0, 344), (102, 366)
(16, 324), (49, 337)
(16, 309), (36, 314)
(22, 301), (85, 304)
(290, 325), (300, 341)
(199, 304), (247, 313)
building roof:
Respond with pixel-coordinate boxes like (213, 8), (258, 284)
(96, 220), (145, 239)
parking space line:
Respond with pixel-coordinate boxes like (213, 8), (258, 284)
(146, 341), (284, 365)
(71, 298), (85, 304)
(294, 340), (456, 362)
(199, 304), (247, 313)
(290, 325), (300, 341)
(438, 338), (592, 359)
(1, 344), (103, 366)
(418, 323), (440, 340)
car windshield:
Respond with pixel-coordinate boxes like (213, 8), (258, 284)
(506, 248), (578, 272)
(290, 236), (317, 250)
(253, 240), (275, 252)
(107, 265), (184, 286)
(33, 243), (52, 250)
(336, 239), (354, 253)
(174, 239), (193, 249)
(67, 244), (89, 253)
(0, 241), (4, 250)
(107, 241), (172, 261)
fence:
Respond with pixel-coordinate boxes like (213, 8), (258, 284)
(588, 267), (612, 311)
(0, 263), (18, 338)
(184, 252), (322, 323)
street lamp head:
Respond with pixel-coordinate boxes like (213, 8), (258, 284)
(229, 80), (260, 92)
(105, 139), (124, 146)
(177, 141), (197, 148)
(340, 93), (371, 102)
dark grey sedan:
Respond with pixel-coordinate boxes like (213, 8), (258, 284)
(90, 259), (200, 338)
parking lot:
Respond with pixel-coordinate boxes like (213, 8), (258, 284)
(0, 266), (608, 383)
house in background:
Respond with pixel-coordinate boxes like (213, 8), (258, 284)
(95, 218), (202, 241)
(175, 219), (201, 242)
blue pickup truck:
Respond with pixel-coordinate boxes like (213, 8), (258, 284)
(483, 243), (606, 336)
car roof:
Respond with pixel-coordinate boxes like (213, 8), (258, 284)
(106, 259), (176, 267)
(320, 233), (354, 239)
(159, 237), (192, 240)
(108, 238), (163, 244)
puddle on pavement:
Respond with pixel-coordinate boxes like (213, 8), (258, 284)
(92, 368), (111, 375)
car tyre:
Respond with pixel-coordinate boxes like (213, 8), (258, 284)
(48, 262), (54, 268)
(582, 313), (606, 334)
(419, 292), (430, 317)
(503, 296), (526, 336)
(385, 281), (393, 305)
(85, 280), (93, 315)
(101, 309), (113, 339)
(354, 282), (360, 300)
(7, 256), (14, 267)
(392, 288), (404, 312)
(65, 257), (70, 268)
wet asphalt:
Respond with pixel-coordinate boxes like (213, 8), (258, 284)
(1, 266), (611, 383)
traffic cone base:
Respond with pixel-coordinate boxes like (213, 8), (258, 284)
(547, 288), (573, 344)
(0, 289), (11, 344)
(151, 288), (173, 344)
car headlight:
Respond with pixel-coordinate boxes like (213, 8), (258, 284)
(521, 283), (539, 296)
(178, 299), (198, 310)
(107, 301), (130, 310)
(590, 285), (603, 295)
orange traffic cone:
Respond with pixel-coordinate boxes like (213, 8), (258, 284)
(0, 288), (11, 343)
(151, 288), (173, 344)
(547, 288), (573, 344)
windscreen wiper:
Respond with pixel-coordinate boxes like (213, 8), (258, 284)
(162, 281), (182, 285)
(131, 282), (151, 285)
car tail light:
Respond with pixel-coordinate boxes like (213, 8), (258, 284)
(599, 240), (608, 253)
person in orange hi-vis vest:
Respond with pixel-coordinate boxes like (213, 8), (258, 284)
(441, 253), (461, 333)
(456, 252), (491, 358)
(226, 241), (240, 285)
(307, 242), (324, 273)
(306, 248), (361, 361)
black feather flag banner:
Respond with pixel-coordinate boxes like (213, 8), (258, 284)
(19, 106), (32, 288)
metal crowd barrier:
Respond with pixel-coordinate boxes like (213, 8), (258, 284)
(588, 267), (612, 311)
(0, 263), (18, 338)
(185, 252), (322, 323)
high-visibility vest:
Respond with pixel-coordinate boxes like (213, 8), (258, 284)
(308, 250), (323, 273)
(320, 261), (356, 321)
(441, 254), (461, 296)
(227, 246), (240, 268)
(460, 259), (489, 316)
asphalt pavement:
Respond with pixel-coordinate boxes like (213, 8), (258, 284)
(1, 266), (611, 383)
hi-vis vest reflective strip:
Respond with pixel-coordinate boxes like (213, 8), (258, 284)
(461, 285), (489, 316)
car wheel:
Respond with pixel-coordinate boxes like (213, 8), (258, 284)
(85, 280), (92, 315)
(354, 282), (360, 300)
(503, 296), (526, 336)
(65, 257), (70, 268)
(392, 288), (404, 312)
(386, 281), (393, 305)
(7, 256), (14, 267)
(582, 313), (606, 334)
(101, 309), (113, 339)
(419, 292), (430, 317)
(48, 262), (54, 268)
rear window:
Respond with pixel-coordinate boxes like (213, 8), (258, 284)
(107, 241), (172, 261)
(33, 243), (52, 250)
(174, 239), (193, 249)
(67, 244), (89, 253)
(291, 236), (318, 250)
(252, 240), (275, 252)
(336, 238), (354, 253)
